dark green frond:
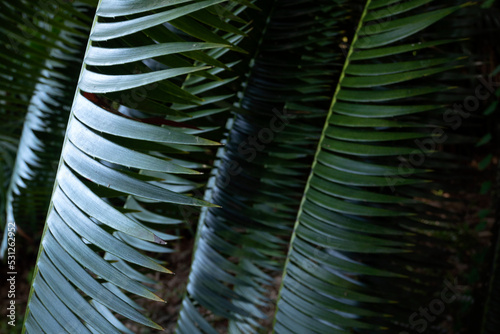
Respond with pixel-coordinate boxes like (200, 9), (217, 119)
(22, 1), (254, 332)
(274, 1), (482, 333)
(0, 1), (94, 257)
(176, 1), (359, 332)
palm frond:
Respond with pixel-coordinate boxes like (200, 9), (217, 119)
(22, 0), (255, 332)
(0, 1), (95, 257)
(86, 3), (259, 330)
(176, 1), (359, 333)
(274, 1), (481, 332)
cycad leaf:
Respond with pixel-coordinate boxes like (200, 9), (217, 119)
(23, 0), (250, 332)
(85, 42), (228, 66)
(176, 1), (353, 332)
(72, 93), (219, 146)
(0, 1), (93, 258)
(79, 66), (210, 93)
(90, 0), (226, 41)
(42, 231), (163, 330)
(274, 1), (477, 332)
(97, 0), (195, 17)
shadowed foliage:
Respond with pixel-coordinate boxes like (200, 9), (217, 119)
(0, 1), (499, 333)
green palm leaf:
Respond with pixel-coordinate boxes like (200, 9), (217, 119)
(22, 0), (254, 332)
(176, 1), (358, 332)
(0, 1), (95, 257)
(274, 1), (478, 332)
(0, 1), (495, 333)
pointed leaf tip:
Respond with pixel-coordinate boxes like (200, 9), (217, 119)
(152, 294), (166, 303)
(154, 235), (167, 245)
(161, 266), (174, 275)
(153, 323), (164, 331)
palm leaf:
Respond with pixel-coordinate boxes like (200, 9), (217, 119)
(0, 1), (95, 258)
(86, 3), (258, 329)
(176, 1), (359, 332)
(274, 1), (479, 332)
(22, 0), (255, 332)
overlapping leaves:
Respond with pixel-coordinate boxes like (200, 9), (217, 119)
(0, 1), (94, 256)
(274, 1), (477, 333)
(176, 1), (358, 333)
(23, 0), (254, 332)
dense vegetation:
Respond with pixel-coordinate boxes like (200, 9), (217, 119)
(1, 0), (500, 333)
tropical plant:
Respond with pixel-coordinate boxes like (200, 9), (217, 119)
(0, 0), (94, 256)
(0, 0), (499, 333)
